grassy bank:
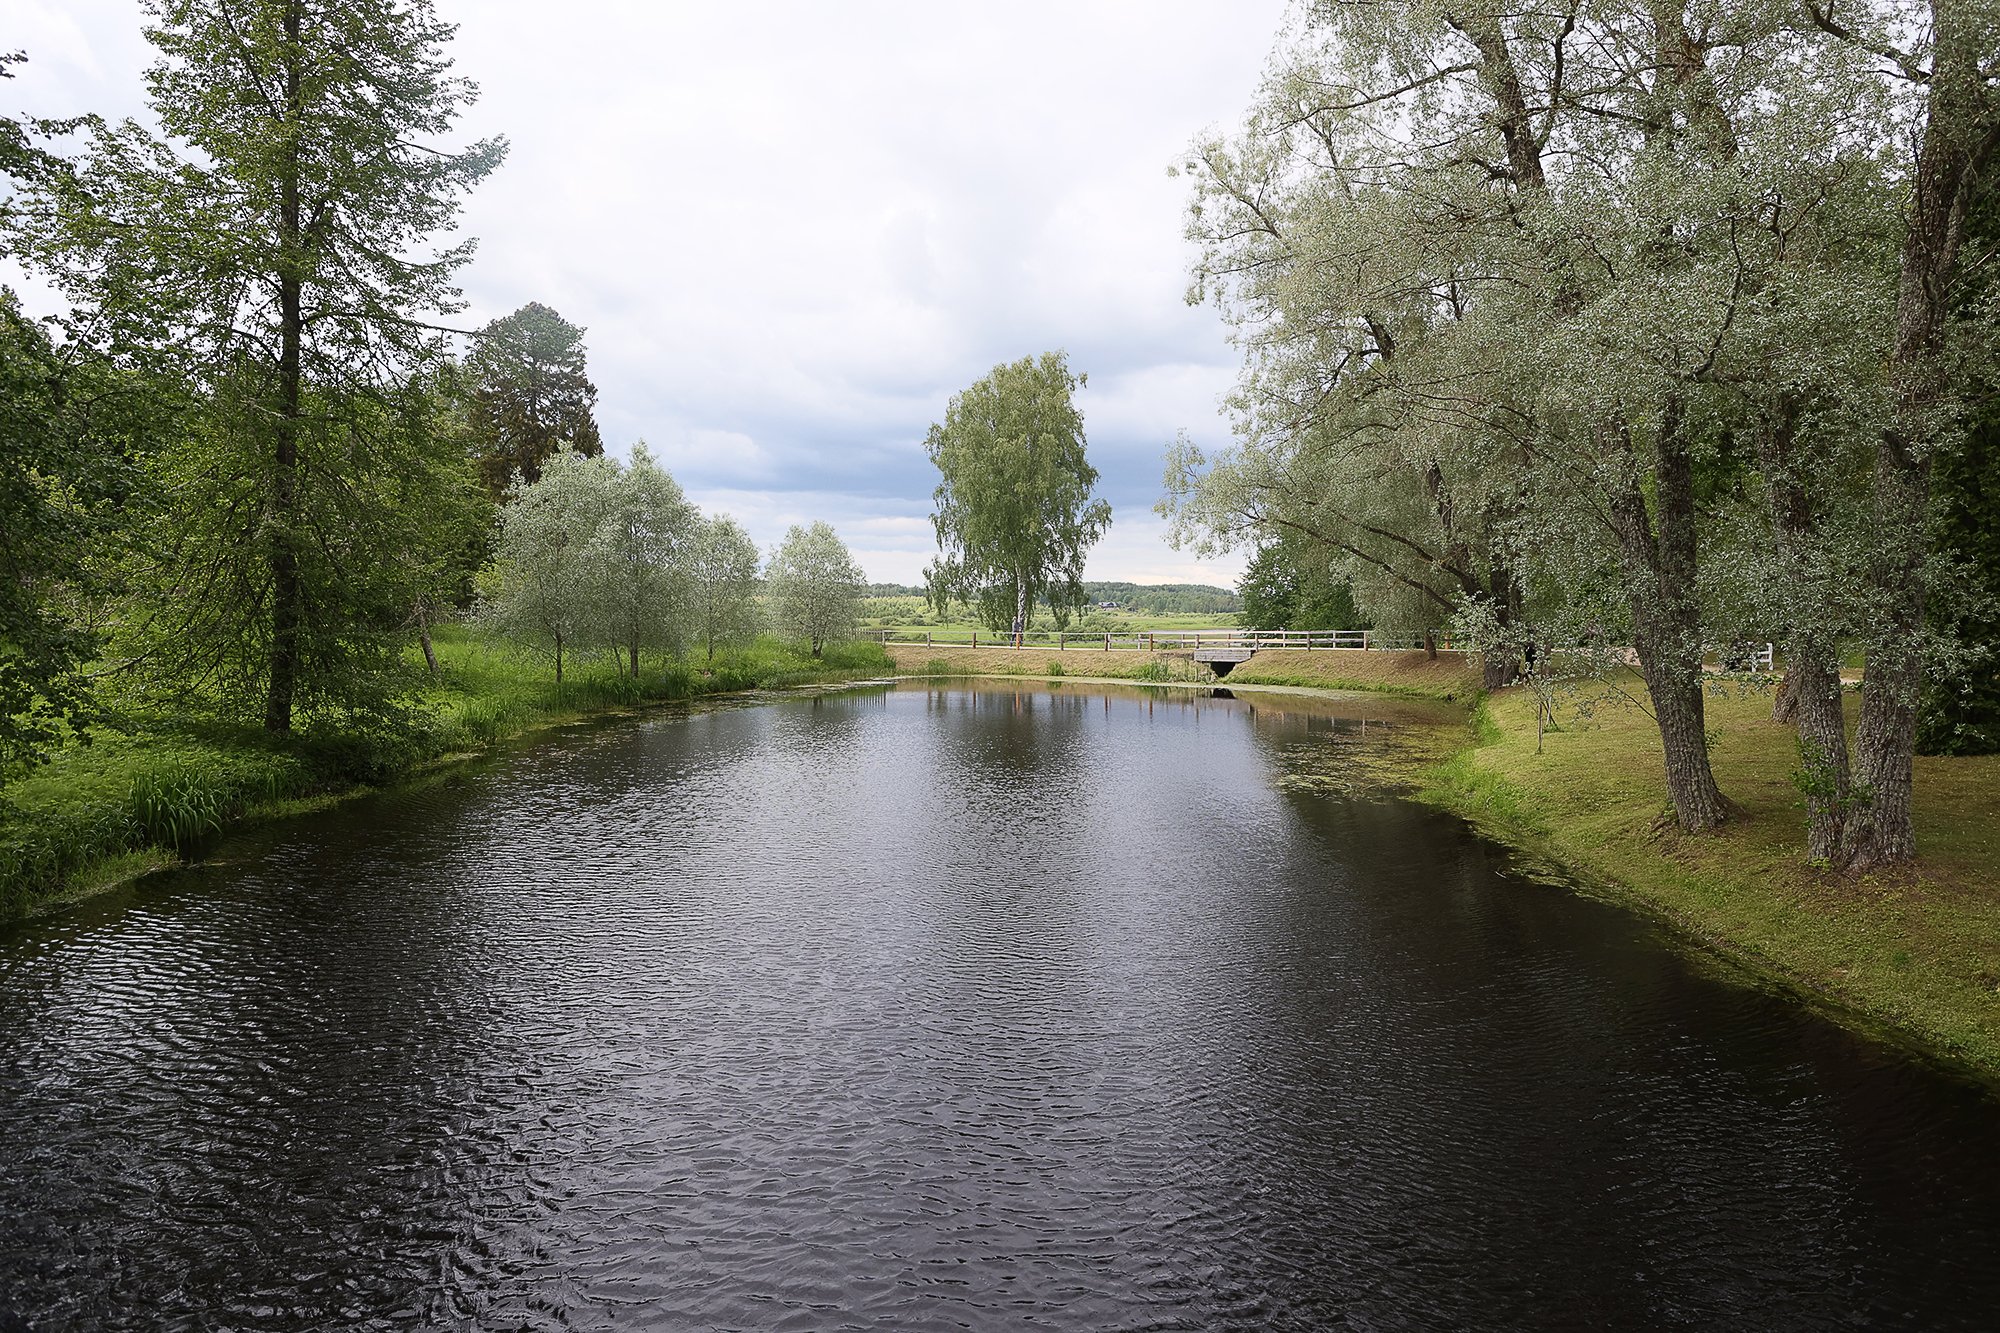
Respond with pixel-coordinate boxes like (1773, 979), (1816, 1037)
(1423, 679), (2000, 1077)
(0, 628), (891, 921)
(884, 643), (1483, 701)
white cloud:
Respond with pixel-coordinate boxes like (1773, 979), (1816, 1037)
(5, 0), (1282, 584)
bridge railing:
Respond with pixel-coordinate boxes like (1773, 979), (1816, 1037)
(864, 627), (1452, 652)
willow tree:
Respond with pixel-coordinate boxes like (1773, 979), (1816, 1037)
(924, 351), (1111, 633)
(11, 0), (503, 733)
(589, 445), (696, 677)
(688, 515), (763, 662)
(481, 448), (618, 684)
(768, 522), (865, 658)
(1171, 0), (1915, 838)
(1810, 0), (2000, 868)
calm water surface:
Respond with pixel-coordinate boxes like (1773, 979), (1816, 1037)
(3, 683), (1999, 1330)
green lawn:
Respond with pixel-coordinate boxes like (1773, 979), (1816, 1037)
(1424, 677), (2000, 1078)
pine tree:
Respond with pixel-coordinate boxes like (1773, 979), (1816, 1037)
(13, 0), (504, 733)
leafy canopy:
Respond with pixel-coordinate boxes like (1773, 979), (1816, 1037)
(467, 301), (604, 496)
(924, 351), (1111, 631)
(768, 522), (865, 658)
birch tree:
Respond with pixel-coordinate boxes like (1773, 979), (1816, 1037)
(924, 352), (1112, 633)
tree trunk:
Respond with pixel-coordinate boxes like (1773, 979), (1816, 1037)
(1772, 665), (1802, 724)
(1846, 450), (1932, 868)
(1845, 0), (1995, 870)
(1757, 397), (1851, 862)
(630, 628), (641, 678)
(1787, 637), (1851, 865)
(1610, 406), (1729, 832)
(555, 632), (564, 685)
(264, 0), (306, 735)
(1634, 640), (1729, 830)
(418, 604), (439, 676)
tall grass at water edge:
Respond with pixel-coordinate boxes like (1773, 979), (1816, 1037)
(0, 629), (891, 918)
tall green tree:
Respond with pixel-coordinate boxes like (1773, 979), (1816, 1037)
(1832, 0), (2000, 868)
(768, 522), (865, 658)
(466, 301), (603, 496)
(689, 515), (763, 662)
(924, 351), (1112, 633)
(1171, 0), (1925, 845)
(11, 0), (504, 734)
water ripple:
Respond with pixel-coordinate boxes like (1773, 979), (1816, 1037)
(2, 684), (1998, 1330)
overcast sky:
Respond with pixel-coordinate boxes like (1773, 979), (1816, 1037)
(6, 1), (1287, 586)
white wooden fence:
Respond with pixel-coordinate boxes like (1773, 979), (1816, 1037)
(866, 628), (1447, 651)
(868, 628), (1778, 670)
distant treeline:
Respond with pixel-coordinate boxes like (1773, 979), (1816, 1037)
(868, 582), (1240, 615)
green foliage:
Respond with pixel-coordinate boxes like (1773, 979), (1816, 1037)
(481, 447), (619, 682)
(1918, 196), (2000, 756)
(0, 292), (124, 778)
(1077, 582), (1238, 615)
(591, 445), (697, 676)
(923, 350), (1112, 632)
(690, 514), (763, 661)
(10, 0), (505, 737)
(106, 373), (485, 729)
(1046, 660), (1065, 677)
(1236, 533), (1364, 631)
(767, 521), (866, 658)
(465, 301), (604, 496)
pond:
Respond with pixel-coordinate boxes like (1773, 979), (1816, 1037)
(2, 683), (1998, 1330)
